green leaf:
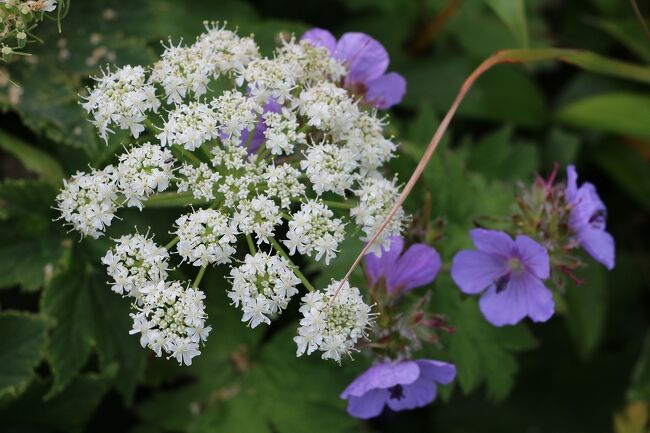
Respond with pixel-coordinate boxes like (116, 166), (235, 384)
(589, 141), (650, 211)
(590, 18), (650, 63)
(628, 331), (650, 402)
(484, 0), (529, 48)
(0, 368), (115, 433)
(0, 130), (64, 186)
(466, 125), (540, 182)
(564, 266), (607, 358)
(0, 312), (50, 398)
(0, 181), (68, 291)
(40, 258), (145, 401)
(434, 277), (537, 400)
(556, 93), (650, 140)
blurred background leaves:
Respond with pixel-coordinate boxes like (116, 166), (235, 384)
(0, 0), (649, 432)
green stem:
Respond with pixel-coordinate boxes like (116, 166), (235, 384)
(246, 234), (257, 255)
(165, 236), (179, 250)
(192, 264), (208, 289)
(321, 199), (355, 209)
(146, 191), (205, 208)
(172, 145), (203, 166)
(269, 237), (315, 292)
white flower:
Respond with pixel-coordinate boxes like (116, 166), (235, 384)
(262, 107), (305, 155)
(102, 233), (170, 300)
(55, 166), (119, 238)
(130, 280), (209, 365)
(232, 195), (282, 244)
(295, 280), (373, 362)
(350, 175), (407, 255)
(158, 102), (219, 150)
(116, 143), (174, 209)
(228, 252), (300, 328)
(262, 163), (305, 209)
(176, 163), (221, 201)
(175, 209), (238, 266)
(283, 200), (345, 264)
(81, 65), (159, 140)
(301, 142), (357, 196)
(211, 90), (261, 145)
(150, 39), (212, 104)
(194, 22), (260, 77)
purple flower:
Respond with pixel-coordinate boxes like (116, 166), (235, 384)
(301, 28), (406, 109)
(237, 99), (282, 154)
(341, 359), (456, 419)
(451, 229), (554, 327)
(565, 165), (615, 270)
(365, 236), (441, 295)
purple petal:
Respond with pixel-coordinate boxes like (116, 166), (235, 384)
(335, 32), (389, 84)
(565, 165), (578, 203)
(479, 271), (555, 327)
(364, 72), (406, 109)
(240, 99), (282, 154)
(451, 250), (507, 295)
(514, 235), (550, 279)
(386, 378), (437, 412)
(341, 360), (419, 398)
(415, 359), (456, 385)
(365, 236), (404, 288)
(578, 228), (615, 270)
(301, 28), (336, 54)
(387, 244), (441, 294)
(470, 229), (516, 258)
(346, 389), (389, 419)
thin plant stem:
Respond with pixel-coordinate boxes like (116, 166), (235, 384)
(192, 264), (208, 289)
(165, 236), (179, 250)
(246, 234), (257, 255)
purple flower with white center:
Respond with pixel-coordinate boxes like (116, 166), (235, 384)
(565, 165), (615, 270)
(237, 99), (281, 154)
(301, 28), (406, 109)
(451, 229), (554, 327)
(340, 359), (456, 419)
(365, 236), (441, 296)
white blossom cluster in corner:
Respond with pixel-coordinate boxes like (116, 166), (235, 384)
(295, 280), (374, 362)
(57, 23), (408, 365)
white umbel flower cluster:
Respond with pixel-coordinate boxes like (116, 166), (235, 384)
(59, 23), (409, 365)
(175, 209), (238, 266)
(284, 200), (345, 265)
(130, 280), (210, 366)
(81, 65), (160, 140)
(157, 102), (219, 150)
(102, 233), (170, 300)
(295, 280), (373, 362)
(55, 166), (118, 238)
(116, 143), (174, 209)
(228, 252), (300, 328)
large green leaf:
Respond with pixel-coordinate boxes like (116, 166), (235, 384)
(628, 331), (650, 403)
(434, 278), (537, 400)
(0, 368), (115, 433)
(563, 266), (607, 358)
(556, 93), (650, 140)
(484, 0), (529, 48)
(0, 130), (64, 186)
(0, 312), (51, 398)
(590, 18), (650, 63)
(40, 257), (145, 401)
(0, 181), (68, 291)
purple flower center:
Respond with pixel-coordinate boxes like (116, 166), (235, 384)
(388, 384), (405, 400)
(507, 257), (524, 273)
